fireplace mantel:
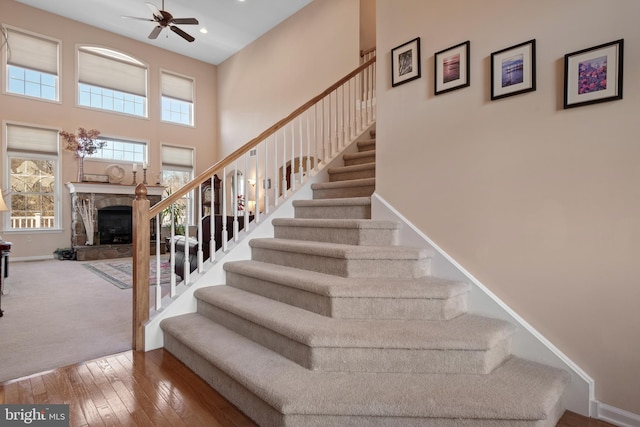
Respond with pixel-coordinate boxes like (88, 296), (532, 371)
(66, 182), (165, 197)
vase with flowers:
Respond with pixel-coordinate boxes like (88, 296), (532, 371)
(59, 128), (104, 182)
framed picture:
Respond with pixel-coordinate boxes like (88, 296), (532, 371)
(563, 39), (623, 109)
(391, 37), (421, 87)
(83, 174), (110, 183)
(434, 41), (470, 95)
(491, 39), (536, 100)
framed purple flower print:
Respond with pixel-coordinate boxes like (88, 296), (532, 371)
(564, 39), (623, 109)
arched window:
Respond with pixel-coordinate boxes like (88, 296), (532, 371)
(77, 46), (147, 117)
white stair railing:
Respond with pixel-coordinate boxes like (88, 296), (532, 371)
(132, 53), (376, 350)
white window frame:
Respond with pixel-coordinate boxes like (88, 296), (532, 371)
(2, 25), (61, 103)
(77, 45), (148, 118)
(160, 69), (195, 126)
(86, 136), (147, 165)
(161, 144), (195, 226)
(3, 122), (61, 233)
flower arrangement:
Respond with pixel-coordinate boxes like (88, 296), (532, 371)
(59, 128), (104, 158)
(59, 128), (104, 181)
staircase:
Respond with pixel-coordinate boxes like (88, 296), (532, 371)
(160, 131), (571, 426)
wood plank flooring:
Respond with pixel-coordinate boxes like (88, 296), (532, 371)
(0, 349), (616, 427)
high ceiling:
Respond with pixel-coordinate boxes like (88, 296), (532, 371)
(15, 0), (313, 65)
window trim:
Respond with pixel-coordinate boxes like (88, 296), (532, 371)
(160, 69), (195, 127)
(3, 121), (62, 232)
(2, 25), (62, 104)
(76, 44), (149, 119)
(85, 135), (148, 166)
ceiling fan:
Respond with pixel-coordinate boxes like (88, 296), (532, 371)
(122, 0), (199, 43)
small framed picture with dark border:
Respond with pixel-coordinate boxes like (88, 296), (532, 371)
(563, 39), (623, 109)
(491, 39), (536, 100)
(391, 37), (421, 87)
(434, 41), (470, 95)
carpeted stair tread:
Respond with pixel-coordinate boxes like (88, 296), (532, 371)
(161, 313), (570, 422)
(223, 260), (469, 300)
(223, 260), (469, 320)
(249, 238), (431, 278)
(272, 218), (398, 231)
(272, 218), (399, 246)
(249, 237), (428, 260)
(194, 285), (514, 350)
(311, 177), (375, 191)
(328, 162), (375, 182)
(357, 139), (376, 151)
(343, 150), (375, 166)
(293, 196), (371, 208)
(293, 197), (372, 219)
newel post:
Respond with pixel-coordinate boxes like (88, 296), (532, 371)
(132, 183), (150, 351)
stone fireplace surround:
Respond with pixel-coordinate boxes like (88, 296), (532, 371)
(66, 182), (164, 261)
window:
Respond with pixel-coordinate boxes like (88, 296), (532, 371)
(161, 145), (194, 227)
(77, 46), (147, 117)
(3, 26), (59, 101)
(161, 70), (194, 126)
(4, 124), (60, 231)
(86, 137), (146, 163)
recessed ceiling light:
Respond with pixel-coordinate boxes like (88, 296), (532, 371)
(200, 28), (208, 34)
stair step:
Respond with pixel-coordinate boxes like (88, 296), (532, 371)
(224, 260), (470, 320)
(328, 162), (375, 182)
(272, 218), (399, 246)
(193, 285), (513, 374)
(357, 139), (376, 152)
(312, 177), (375, 199)
(293, 197), (371, 219)
(249, 238), (432, 279)
(343, 150), (375, 166)
(161, 313), (569, 426)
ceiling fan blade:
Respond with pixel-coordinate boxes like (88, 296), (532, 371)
(145, 2), (163, 20)
(148, 26), (163, 40)
(121, 15), (155, 22)
(170, 25), (195, 42)
(171, 18), (199, 25)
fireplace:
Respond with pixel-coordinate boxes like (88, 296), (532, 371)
(98, 205), (132, 244)
(66, 182), (165, 260)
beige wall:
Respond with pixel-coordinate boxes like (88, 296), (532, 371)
(1, 3), (217, 259)
(216, 0), (360, 156)
(376, 0), (640, 414)
(360, 0), (376, 52)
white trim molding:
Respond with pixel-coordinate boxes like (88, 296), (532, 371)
(371, 193), (594, 416)
(594, 401), (640, 427)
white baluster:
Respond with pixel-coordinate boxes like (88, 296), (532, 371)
(209, 175), (216, 261)
(233, 161), (239, 242)
(155, 214), (161, 310)
(197, 183), (204, 273)
(264, 136), (270, 214)
(183, 193), (190, 285)
(244, 154), (250, 232)
(222, 166), (228, 251)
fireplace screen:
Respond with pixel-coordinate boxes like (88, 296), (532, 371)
(97, 205), (132, 245)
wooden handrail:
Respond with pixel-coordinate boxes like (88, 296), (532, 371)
(133, 56), (376, 351)
(148, 56), (376, 219)
(360, 46), (376, 57)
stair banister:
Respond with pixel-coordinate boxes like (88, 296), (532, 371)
(132, 55), (376, 351)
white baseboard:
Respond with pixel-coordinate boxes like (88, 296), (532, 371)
(9, 255), (54, 262)
(595, 401), (640, 427)
(371, 193), (594, 416)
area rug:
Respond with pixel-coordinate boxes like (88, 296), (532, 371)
(82, 255), (172, 289)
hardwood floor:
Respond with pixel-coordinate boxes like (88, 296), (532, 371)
(0, 349), (616, 427)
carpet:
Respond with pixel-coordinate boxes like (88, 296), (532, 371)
(82, 255), (171, 289)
